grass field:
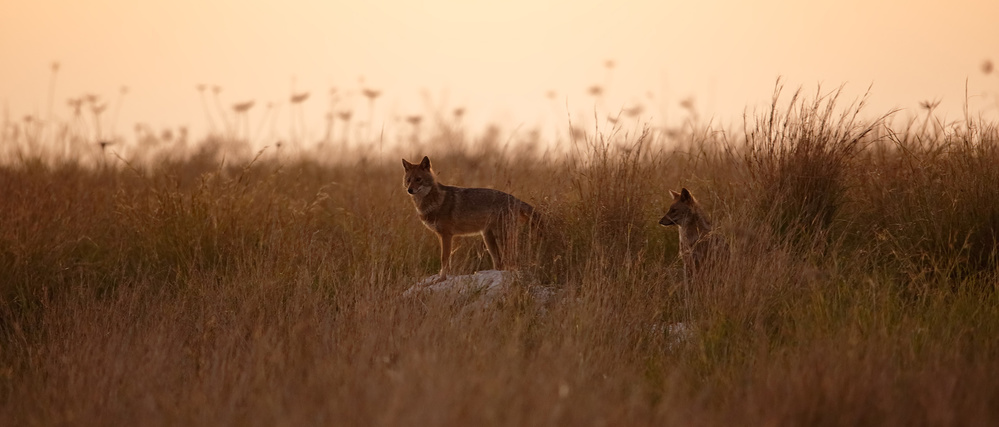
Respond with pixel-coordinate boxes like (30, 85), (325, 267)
(2, 86), (998, 426)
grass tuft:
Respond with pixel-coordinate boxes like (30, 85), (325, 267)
(1, 86), (998, 425)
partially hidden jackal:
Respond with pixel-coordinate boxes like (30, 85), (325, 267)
(403, 156), (540, 280)
(659, 188), (728, 282)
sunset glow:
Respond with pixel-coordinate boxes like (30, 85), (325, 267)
(2, 0), (997, 143)
(6, 2), (999, 423)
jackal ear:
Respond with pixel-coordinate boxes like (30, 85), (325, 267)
(402, 158), (414, 169)
(419, 156), (431, 169)
(669, 189), (681, 200)
(679, 188), (693, 203)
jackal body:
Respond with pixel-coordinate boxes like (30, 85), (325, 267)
(659, 188), (727, 281)
(403, 156), (537, 280)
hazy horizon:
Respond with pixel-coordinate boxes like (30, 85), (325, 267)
(2, 0), (998, 145)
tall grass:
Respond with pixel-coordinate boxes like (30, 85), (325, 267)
(1, 90), (998, 426)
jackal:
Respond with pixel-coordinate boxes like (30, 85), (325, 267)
(403, 156), (539, 280)
(659, 188), (727, 281)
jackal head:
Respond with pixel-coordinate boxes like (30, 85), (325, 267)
(659, 188), (700, 227)
(402, 156), (435, 196)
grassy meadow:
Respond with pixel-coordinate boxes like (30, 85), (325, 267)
(1, 85), (999, 426)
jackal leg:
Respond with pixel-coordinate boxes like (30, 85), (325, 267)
(438, 232), (454, 280)
(482, 229), (504, 270)
(682, 250), (701, 285)
(500, 217), (520, 270)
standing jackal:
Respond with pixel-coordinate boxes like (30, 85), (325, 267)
(659, 188), (727, 281)
(403, 156), (539, 280)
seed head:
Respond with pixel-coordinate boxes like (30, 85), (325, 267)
(624, 105), (644, 118)
(679, 97), (695, 111)
(919, 99), (941, 111)
(232, 100), (255, 112)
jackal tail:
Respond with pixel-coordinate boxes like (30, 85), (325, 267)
(518, 202), (545, 233)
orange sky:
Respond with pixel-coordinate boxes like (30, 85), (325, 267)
(1, 0), (997, 143)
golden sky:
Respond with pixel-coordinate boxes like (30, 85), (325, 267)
(1, 0), (997, 141)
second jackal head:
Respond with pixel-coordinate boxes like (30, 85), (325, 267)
(659, 188), (701, 227)
(402, 156), (435, 196)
